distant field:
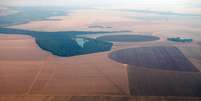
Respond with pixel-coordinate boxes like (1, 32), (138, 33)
(88, 25), (112, 29)
(0, 7), (66, 27)
(97, 35), (160, 42)
(109, 46), (199, 72)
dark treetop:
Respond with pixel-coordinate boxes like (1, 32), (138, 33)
(0, 27), (117, 57)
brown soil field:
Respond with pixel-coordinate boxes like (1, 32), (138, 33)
(0, 96), (201, 101)
(0, 34), (129, 96)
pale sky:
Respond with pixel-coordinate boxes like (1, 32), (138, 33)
(0, 0), (201, 13)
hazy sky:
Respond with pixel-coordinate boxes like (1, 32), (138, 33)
(0, 0), (201, 13)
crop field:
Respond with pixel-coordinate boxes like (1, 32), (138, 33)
(97, 35), (160, 42)
(127, 66), (201, 96)
(0, 96), (201, 101)
(109, 46), (201, 96)
(109, 46), (199, 72)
